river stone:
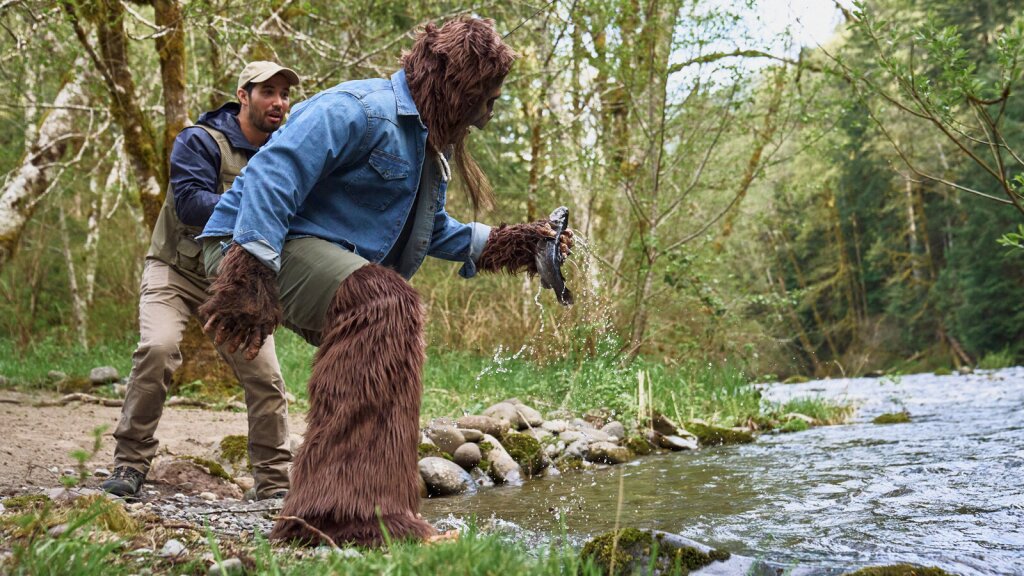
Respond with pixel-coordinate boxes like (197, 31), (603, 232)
(505, 399), (544, 427)
(480, 434), (522, 485)
(652, 432), (698, 451)
(652, 412), (682, 436)
(582, 408), (610, 428)
(209, 557), (244, 576)
(89, 366), (119, 385)
(483, 402), (521, 428)
(544, 442), (562, 458)
(570, 418), (598, 431)
(524, 428), (552, 441)
(149, 458), (243, 499)
(541, 419), (568, 433)
(782, 412), (816, 425)
(456, 415), (504, 437)
(564, 439), (588, 459)
(426, 424), (465, 456)
(160, 538), (186, 558)
(583, 428), (613, 442)
(470, 467), (494, 488)
(585, 441), (633, 464)
(560, 430), (585, 443)
(418, 457), (475, 496)
(580, 529), (775, 576)
(453, 443), (482, 471)
(458, 428), (484, 442)
(418, 472), (428, 498)
(601, 421), (626, 440)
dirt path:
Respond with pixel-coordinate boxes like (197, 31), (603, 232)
(0, 391), (307, 494)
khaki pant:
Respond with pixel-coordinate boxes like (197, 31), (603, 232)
(113, 259), (291, 498)
(203, 237), (368, 346)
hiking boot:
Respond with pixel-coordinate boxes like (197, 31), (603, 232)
(100, 466), (145, 497)
(258, 489), (288, 501)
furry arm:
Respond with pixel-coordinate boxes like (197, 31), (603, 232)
(199, 244), (283, 360)
(477, 221), (573, 275)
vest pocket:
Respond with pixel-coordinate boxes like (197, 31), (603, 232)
(175, 235), (206, 278)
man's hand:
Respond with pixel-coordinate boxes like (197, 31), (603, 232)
(199, 244), (283, 360)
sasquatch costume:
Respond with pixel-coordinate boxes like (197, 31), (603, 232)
(198, 16), (569, 548)
(201, 223), (557, 546)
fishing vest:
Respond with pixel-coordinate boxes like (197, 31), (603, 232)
(146, 125), (248, 282)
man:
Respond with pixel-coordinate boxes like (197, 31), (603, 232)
(198, 18), (572, 546)
(102, 62), (301, 500)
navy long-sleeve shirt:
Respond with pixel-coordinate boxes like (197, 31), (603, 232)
(170, 102), (260, 227)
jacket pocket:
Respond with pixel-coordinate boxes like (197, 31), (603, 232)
(175, 235), (206, 278)
(353, 148), (412, 210)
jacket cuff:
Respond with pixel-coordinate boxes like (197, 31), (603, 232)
(459, 222), (492, 279)
(232, 231), (281, 274)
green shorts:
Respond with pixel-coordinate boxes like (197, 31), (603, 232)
(204, 236), (368, 346)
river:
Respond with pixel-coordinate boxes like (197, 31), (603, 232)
(420, 367), (1024, 575)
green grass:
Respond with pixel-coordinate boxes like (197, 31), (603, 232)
(977, 347), (1018, 370)
(0, 335), (135, 388)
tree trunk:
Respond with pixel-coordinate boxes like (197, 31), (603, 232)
(0, 66), (87, 270)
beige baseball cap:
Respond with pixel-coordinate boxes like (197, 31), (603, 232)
(237, 61), (300, 91)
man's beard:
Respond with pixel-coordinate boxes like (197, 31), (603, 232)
(249, 107), (280, 134)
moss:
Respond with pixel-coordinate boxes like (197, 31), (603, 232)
(2, 494), (51, 510)
(625, 436), (653, 456)
(556, 455), (586, 471)
(71, 495), (138, 535)
(684, 422), (755, 446)
(417, 443), (452, 461)
(183, 456), (232, 481)
(581, 528), (730, 575)
(843, 564), (954, 576)
(219, 435), (250, 473)
(502, 433), (544, 476)
(932, 367), (952, 376)
(780, 419), (810, 433)
(479, 441), (495, 453)
(872, 411), (911, 425)
(783, 375), (810, 384)
(56, 377), (92, 394)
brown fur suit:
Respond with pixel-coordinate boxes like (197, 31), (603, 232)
(270, 263), (434, 546)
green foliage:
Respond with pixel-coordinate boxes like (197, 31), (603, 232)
(0, 337), (134, 389)
(978, 348), (1018, 370)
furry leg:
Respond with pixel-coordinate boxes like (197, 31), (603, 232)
(270, 264), (435, 547)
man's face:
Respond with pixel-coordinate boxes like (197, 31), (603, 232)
(240, 74), (292, 134)
(469, 83), (503, 130)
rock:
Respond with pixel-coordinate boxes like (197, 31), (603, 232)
(601, 421), (626, 440)
(452, 443), (482, 471)
(456, 428), (482, 442)
(482, 402), (520, 428)
(544, 443), (562, 458)
(93, 468), (111, 478)
(149, 458), (243, 499)
(112, 383), (128, 397)
(208, 557), (244, 576)
(524, 428), (552, 441)
(456, 415), (504, 437)
(585, 441), (633, 465)
(47, 523), (69, 537)
(480, 434), (522, 485)
(284, 392), (297, 404)
(580, 529), (762, 576)
(560, 430), (586, 443)
(47, 370), (67, 383)
(426, 424), (466, 456)
(43, 487), (103, 503)
(782, 413), (816, 425)
(234, 476), (254, 492)
(651, 432), (698, 451)
(63, 468), (75, 476)
(505, 399), (544, 427)
(957, 366), (973, 375)
(563, 439), (588, 459)
(418, 472), (428, 498)
(502, 432), (546, 477)
(160, 538), (187, 558)
(198, 492), (218, 502)
(545, 409), (574, 421)
(683, 422), (754, 446)
(541, 419), (568, 433)
(571, 418), (597, 431)
(89, 366), (119, 385)
(470, 467), (494, 488)
(226, 400), (247, 411)
(583, 428), (613, 442)
(418, 457), (475, 496)
(289, 433), (304, 454)
(872, 411), (911, 425)
(652, 412), (682, 436)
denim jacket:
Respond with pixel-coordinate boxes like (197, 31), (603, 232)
(200, 69), (491, 278)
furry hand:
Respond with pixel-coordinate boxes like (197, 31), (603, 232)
(199, 244), (283, 360)
(478, 221), (574, 275)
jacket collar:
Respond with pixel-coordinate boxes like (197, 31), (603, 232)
(390, 69), (422, 120)
(197, 102), (260, 152)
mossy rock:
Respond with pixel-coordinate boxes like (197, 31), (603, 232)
(2, 493), (51, 510)
(872, 412), (911, 425)
(556, 455), (586, 471)
(56, 377), (93, 394)
(502, 432), (545, 476)
(779, 419), (810, 433)
(684, 422), (755, 446)
(625, 435), (654, 456)
(219, 435), (250, 473)
(932, 367), (952, 376)
(782, 375), (810, 384)
(418, 443), (452, 461)
(183, 456), (232, 481)
(580, 528), (730, 576)
(843, 564), (954, 576)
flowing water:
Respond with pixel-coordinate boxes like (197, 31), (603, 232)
(420, 367), (1024, 575)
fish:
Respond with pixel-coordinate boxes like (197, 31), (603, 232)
(535, 206), (573, 306)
